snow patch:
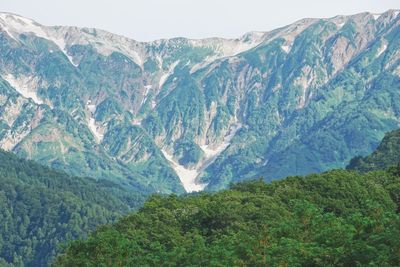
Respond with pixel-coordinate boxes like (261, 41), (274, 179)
(88, 118), (103, 142)
(140, 85), (152, 106)
(3, 74), (43, 104)
(196, 123), (242, 180)
(50, 37), (78, 66)
(86, 101), (104, 143)
(373, 14), (382, 20)
(281, 45), (291, 53)
(294, 65), (314, 109)
(132, 118), (142, 126)
(0, 22), (18, 41)
(151, 100), (157, 109)
(189, 32), (265, 62)
(159, 60), (179, 89)
(87, 104), (96, 113)
(0, 13), (47, 38)
(161, 149), (207, 193)
(129, 50), (144, 67)
(200, 123), (242, 160)
(0, 13), (77, 66)
(376, 42), (387, 57)
(262, 159), (269, 166)
(73, 28), (146, 68)
(337, 22), (345, 29)
(156, 54), (163, 68)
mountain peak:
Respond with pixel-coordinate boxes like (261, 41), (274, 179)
(0, 9), (399, 194)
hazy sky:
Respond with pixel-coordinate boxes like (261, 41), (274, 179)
(1, 0), (399, 41)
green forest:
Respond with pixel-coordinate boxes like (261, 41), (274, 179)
(0, 150), (146, 267)
(3, 129), (400, 267)
(54, 127), (400, 267)
(54, 168), (400, 266)
(347, 129), (400, 173)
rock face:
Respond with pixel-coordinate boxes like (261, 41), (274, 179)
(0, 10), (399, 192)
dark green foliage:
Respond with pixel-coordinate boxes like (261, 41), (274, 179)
(347, 129), (400, 172)
(0, 150), (145, 267)
(55, 169), (400, 267)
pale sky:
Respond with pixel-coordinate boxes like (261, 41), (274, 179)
(1, 0), (399, 41)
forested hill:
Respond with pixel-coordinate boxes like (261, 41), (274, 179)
(55, 167), (400, 266)
(0, 149), (146, 267)
(347, 129), (400, 172)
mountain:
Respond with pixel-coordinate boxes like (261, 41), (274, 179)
(54, 169), (400, 266)
(347, 128), (400, 172)
(0, 149), (145, 267)
(0, 10), (399, 193)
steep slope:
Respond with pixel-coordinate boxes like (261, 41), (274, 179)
(0, 149), (145, 267)
(198, 11), (400, 190)
(0, 10), (399, 192)
(0, 12), (266, 193)
(347, 128), (400, 172)
(54, 169), (400, 266)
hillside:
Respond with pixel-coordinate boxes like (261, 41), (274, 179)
(0, 11), (399, 193)
(54, 168), (400, 266)
(347, 128), (400, 172)
(0, 150), (146, 267)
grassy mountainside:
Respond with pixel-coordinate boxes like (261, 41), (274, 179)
(347, 129), (400, 172)
(1, 11), (400, 193)
(54, 168), (400, 266)
(0, 150), (146, 267)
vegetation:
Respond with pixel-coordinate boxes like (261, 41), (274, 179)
(55, 167), (400, 266)
(2, 13), (400, 193)
(347, 129), (400, 172)
(0, 150), (146, 267)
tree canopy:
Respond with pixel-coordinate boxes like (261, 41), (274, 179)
(55, 167), (400, 266)
(0, 150), (146, 266)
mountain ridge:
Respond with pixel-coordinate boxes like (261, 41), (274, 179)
(0, 9), (399, 192)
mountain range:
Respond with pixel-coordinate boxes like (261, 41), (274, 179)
(0, 10), (399, 194)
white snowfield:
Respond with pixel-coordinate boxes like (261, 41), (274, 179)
(86, 101), (104, 143)
(161, 149), (207, 193)
(200, 123), (242, 161)
(281, 45), (291, 53)
(373, 14), (382, 20)
(0, 13), (77, 66)
(158, 61), (180, 89)
(376, 40), (388, 57)
(162, 123), (242, 193)
(2, 74), (44, 105)
(88, 117), (104, 143)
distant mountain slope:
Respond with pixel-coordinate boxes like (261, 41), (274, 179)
(54, 168), (400, 266)
(347, 128), (400, 172)
(0, 10), (399, 192)
(0, 150), (145, 267)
